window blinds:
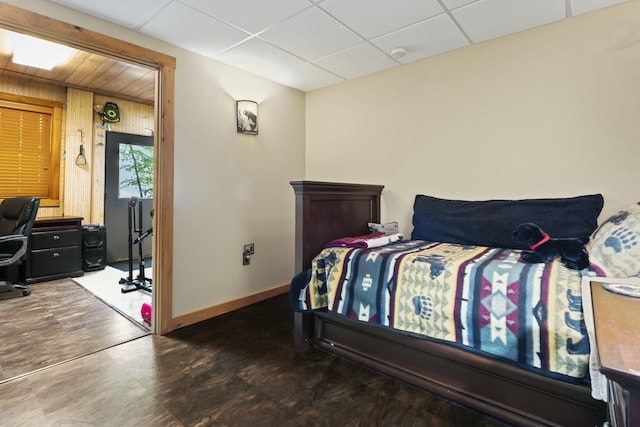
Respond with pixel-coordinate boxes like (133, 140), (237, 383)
(0, 106), (52, 198)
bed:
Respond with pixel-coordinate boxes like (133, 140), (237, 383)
(289, 180), (611, 427)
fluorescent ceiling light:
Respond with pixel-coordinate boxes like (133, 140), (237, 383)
(6, 33), (76, 70)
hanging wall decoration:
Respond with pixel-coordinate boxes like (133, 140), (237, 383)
(236, 100), (258, 135)
(102, 101), (120, 123)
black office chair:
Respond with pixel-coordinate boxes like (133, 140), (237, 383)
(0, 197), (40, 298)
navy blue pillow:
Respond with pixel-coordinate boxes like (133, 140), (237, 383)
(411, 194), (604, 249)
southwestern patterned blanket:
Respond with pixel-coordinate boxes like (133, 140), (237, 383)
(292, 240), (590, 380)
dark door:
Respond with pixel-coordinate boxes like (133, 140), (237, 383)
(104, 131), (154, 262)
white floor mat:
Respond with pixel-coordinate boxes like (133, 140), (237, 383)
(73, 266), (152, 330)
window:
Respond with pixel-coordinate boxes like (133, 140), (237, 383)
(118, 143), (154, 199)
(0, 93), (61, 206)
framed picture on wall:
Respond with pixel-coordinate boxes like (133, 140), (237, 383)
(237, 100), (258, 135)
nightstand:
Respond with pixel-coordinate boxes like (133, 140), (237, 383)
(590, 280), (640, 427)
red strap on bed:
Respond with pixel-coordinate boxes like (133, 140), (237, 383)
(530, 233), (550, 251)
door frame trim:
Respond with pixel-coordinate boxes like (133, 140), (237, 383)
(0, 3), (176, 334)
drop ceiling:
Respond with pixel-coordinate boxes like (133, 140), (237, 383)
(36, 0), (635, 92)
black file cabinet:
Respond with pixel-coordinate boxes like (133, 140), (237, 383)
(27, 216), (84, 284)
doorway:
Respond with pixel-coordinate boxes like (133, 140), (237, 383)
(0, 4), (176, 333)
(104, 131), (154, 263)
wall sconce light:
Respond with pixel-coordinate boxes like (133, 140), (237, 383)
(75, 144), (87, 165)
(237, 100), (258, 135)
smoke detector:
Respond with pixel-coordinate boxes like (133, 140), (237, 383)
(389, 47), (407, 60)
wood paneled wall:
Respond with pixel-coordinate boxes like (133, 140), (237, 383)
(0, 75), (154, 223)
(64, 88), (93, 221)
(0, 78), (66, 103)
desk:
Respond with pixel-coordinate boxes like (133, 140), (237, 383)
(590, 281), (640, 427)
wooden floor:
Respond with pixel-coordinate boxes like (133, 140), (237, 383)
(0, 279), (505, 426)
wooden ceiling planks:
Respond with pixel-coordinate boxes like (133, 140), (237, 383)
(0, 28), (154, 105)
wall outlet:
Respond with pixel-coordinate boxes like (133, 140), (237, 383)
(243, 243), (255, 265)
(244, 243), (255, 255)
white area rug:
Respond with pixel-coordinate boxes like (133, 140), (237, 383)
(73, 266), (152, 330)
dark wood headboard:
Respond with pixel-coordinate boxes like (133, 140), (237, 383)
(290, 181), (384, 273)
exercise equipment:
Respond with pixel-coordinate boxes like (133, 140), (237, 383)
(120, 197), (152, 293)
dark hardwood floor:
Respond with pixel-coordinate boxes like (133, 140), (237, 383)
(0, 279), (148, 382)
(0, 279), (505, 426)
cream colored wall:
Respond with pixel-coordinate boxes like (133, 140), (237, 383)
(171, 52), (305, 314)
(305, 1), (640, 237)
(10, 1), (305, 317)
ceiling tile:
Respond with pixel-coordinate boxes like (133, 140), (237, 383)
(139, 2), (249, 58)
(259, 7), (363, 61)
(274, 62), (345, 91)
(372, 15), (470, 64)
(49, 0), (172, 29)
(441, 0), (479, 10)
(319, 0), (444, 39)
(570, 0), (629, 16)
(45, 0), (632, 92)
(452, 0), (566, 43)
(180, 0), (313, 34)
(314, 43), (398, 79)
(218, 38), (306, 82)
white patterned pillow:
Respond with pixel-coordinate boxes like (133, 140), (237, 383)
(368, 221), (398, 234)
(588, 202), (640, 277)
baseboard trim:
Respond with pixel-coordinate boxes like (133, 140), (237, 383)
(169, 283), (290, 331)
